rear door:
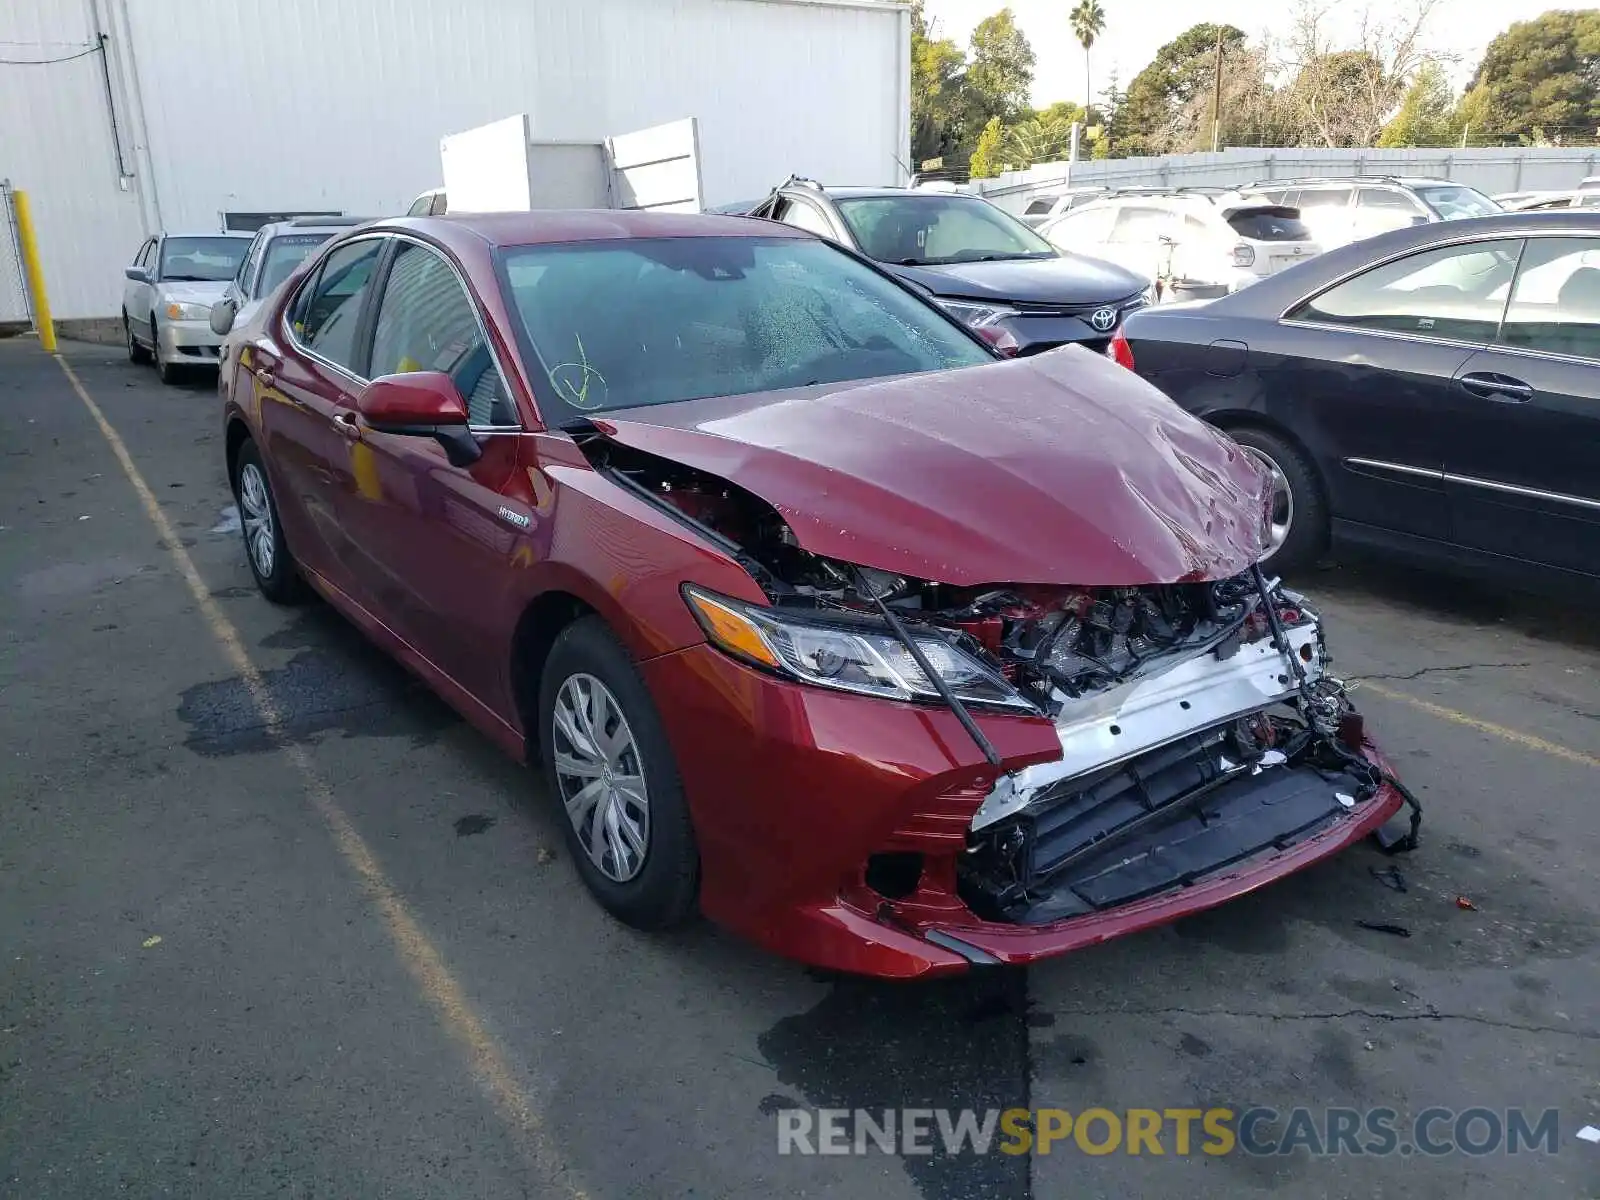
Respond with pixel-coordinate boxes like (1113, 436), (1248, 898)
(1278, 237), (1522, 543)
(257, 235), (388, 596)
(1444, 235), (1600, 576)
(336, 237), (523, 702)
(125, 239), (157, 336)
(1103, 204), (1174, 281)
(1292, 186), (1354, 247)
(1352, 187), (1427, 241)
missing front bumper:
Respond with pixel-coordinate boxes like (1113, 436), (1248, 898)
(958, 717), (1380, 925)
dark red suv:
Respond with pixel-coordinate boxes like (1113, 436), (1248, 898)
(219, 212), (1412, 978)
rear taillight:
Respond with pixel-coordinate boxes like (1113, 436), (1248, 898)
(1106, 327), (1135, 371)
(1232, 243), (1257, 267)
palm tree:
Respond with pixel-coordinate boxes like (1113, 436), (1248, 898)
(1070, 0), (1107, 122)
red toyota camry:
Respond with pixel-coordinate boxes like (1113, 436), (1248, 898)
(217, 211), (1415, 978)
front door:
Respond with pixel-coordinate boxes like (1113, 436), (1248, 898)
(1276, 237), (1525, 543)
(124, 238), (157, 337)
(1445, 235), (1600, 577)
(256, 235), (387, 597)
(335, 238), (522, 704)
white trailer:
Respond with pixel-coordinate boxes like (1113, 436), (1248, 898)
(438, 114), (709, 215)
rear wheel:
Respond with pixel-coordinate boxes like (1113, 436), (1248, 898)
(233, 439), (308, 604)
(1226, 425), (1327, 575)
(125, 312), (151, 364)
(538, 617), (698, 930)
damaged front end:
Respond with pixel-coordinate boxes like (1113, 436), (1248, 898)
(574, 426), (1420, 955)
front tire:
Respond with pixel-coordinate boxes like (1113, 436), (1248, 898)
(538, 617), (698, 930)
(152, 314), (182, 385)
(233, 439), (308, 604)
(1226, 425), (1327, 575)
(125, 312), (151, 364)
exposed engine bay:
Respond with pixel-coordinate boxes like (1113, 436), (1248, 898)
(580, 434), (1421, 923)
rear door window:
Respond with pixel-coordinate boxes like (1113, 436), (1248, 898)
(1289, 239), (1521, 342)
(1295, 187), (1352, 211)
(1356, 188), (1424, 215)
(1043, 205), (1115, 244)
(772, 198), (837, 240)
(296, 238), (384, 372)
(1108, 205), (1171, 244)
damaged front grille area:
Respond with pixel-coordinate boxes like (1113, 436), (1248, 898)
(959, 707), (1383, 925)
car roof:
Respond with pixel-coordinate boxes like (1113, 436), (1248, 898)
(388, 210), (814, 248)
(162, 230), (255, 239)
(256, 217), (372, 238)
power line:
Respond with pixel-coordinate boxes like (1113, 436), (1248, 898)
(0, 43), (102, 66)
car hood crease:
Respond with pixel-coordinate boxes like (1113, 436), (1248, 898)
(594, 349), (1267, 587)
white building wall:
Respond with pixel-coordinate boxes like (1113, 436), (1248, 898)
(0, 0), (148, 322)
(2, 0), (908, 320)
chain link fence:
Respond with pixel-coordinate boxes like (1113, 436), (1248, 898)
(0, 182), (33, 329)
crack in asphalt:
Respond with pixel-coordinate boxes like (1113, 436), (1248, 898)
(1044, 1006), (1597, 1040)
(1352, 661), (1532, 683)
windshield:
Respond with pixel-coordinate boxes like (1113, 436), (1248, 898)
(257, 233), (336, 298)
(159, 236), (250, 282)
(1416, 186), (1501, 221)
(1226, 208), (1313, 241)
(500, 236), (992, 417)
(833, 195), (1057, 266)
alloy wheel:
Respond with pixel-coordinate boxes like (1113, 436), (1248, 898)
(1242, 446), (1294, 560)
(552, 672), (651, 883)
(238, 462), (276, 578)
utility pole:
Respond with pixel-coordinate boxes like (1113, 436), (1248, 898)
(1211, 25), (1225, 153)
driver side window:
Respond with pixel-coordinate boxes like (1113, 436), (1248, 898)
(1289, 239), (1521, 343)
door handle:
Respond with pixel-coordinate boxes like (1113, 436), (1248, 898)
(331, 411), (362, 440)
(1459, 372), (1533, 403)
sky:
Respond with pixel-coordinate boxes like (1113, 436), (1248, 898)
(920, 0), (1586, 111)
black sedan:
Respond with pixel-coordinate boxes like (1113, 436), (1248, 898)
(1113, 211), (1600, 589)
(745, 180), (1152, 355)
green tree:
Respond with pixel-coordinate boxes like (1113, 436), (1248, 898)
(1453, 83), (1495, 146)
(1289, 48), (1398, 147)
(1465, 10), (1600, 144)
(1113, 23), (1247, 157)
(1377, 60), (1458, 147)
(967, 116), (1007, 178)
(909, 0), (967, 165)
(1070, 0), (1107, 117)
(961, 8), (1037, 136)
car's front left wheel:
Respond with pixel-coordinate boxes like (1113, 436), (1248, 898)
(538, 616), (699, 930)
(233, 439), (308, 604)
(151, 313), (182, 385)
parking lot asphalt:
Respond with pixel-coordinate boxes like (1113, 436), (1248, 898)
(2, 337), (1597, 1200)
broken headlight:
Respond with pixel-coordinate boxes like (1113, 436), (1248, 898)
(684, 586), (1035, 711)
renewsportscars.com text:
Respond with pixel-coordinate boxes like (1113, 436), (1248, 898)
(776, 1106), (1563, 1158)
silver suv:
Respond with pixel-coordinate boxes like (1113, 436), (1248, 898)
(1241, 176), (1502, 250)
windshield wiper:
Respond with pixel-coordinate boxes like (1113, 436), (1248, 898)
(160, 274), (214, 283)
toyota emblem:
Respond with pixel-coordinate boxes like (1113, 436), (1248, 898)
(1089, 306), (1117, 332)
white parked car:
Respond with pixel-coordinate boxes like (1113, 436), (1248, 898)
(122, 231), (253, 383)
(1038, 189), (1321, 298)
(1018, 186), (1110, 228)
(1240, 176), (1501, 249)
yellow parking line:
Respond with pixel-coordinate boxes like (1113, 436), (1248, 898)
(55, 355), (587, 1200)
(1360, 680), (1600, 771)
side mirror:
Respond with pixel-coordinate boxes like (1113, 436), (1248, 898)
(356, 371), (482, 467)
(1157, 234), (1177, 246)
(124, 266), (150, 282)
(209, 297), (238, 336)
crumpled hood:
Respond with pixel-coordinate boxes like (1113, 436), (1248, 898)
(594, 349), (1268, 587)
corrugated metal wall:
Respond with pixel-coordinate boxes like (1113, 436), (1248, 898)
(2, 0), (908, 319)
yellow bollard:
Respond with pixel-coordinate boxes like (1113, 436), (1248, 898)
(12, 189), (57, 354)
